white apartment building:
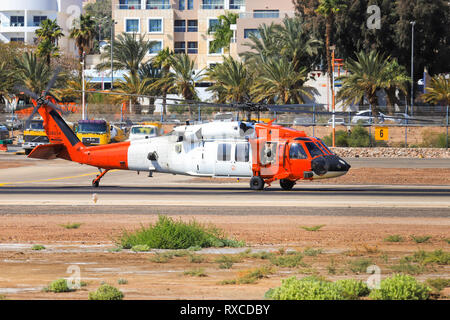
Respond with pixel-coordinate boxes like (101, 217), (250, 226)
(0, 0), (83, 55)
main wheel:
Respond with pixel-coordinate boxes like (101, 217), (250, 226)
(250, 176), (265, 190)
(280, 179), (295, 191)
(92, 177), (100, 188)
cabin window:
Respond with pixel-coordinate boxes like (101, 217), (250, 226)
(217, 143), (231, 161)
(235, 143), (249, 162)
(289, 143), (308, 159)
(304, 142), (324, 158)
(260, 142), (277, 165)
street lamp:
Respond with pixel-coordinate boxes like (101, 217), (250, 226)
(410, 21), (416, 116)
(81, 51), (86, 120)
(111, 19), (117, 90)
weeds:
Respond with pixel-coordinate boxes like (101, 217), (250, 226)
(390, 262), (426, 275)
(303, 248), (323, 256)
(117, 279), (128, 285)
(384, 235), (403, 243)
(88, 284), (124, 300)
(425, 278), (450, 293)
(300, 225), (325, 232)
(348, 258), (373, 274)
(31, 244), (46, 251)
(44, 279), (72, 293)
(60, 223), (82, 229)
(131, 244), (150, 252)
(184, 268), (207, 277)
(188, 254), (206, 264)
(411, 235), (432, 244)
(149, 252), (173, 263)
(270, 252), (305, 268)
(215, 255), (241, 269)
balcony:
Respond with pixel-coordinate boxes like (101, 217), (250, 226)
(146, 1), (171, 9)
(117, 2), (142, 10)
(201, 1), (224, 9)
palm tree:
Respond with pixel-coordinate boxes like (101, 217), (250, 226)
(151, 47), (173, 117)
(422, 75), (450, 106)
(277, 17), (322, 72)
(208, 12), (238, 54)
(35, 19), (64, 66)
(97, 33), (156, 78)
(381, 59), (410, 115)
(240, 23), (280, 67)
(111, 73), (153, 114)
(70, 14), (97, 69)
(0, 61), (15, 109)
(205, 56), (252, 104)
(251, 58), (314, 104)
(151, 54), (202, 117)
(14, 52), (51, 95)
(316, 0), (347, 86)
(337, 50), (402, 116)
(52, 78), (95, 103)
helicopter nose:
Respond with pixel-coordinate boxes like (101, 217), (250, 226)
(311, 155), (351, 176)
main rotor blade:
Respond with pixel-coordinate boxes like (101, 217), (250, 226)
(15, 86), (41, 102)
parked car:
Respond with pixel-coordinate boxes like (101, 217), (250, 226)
(293, 117), (315, 126)
(0, 124), (9, 140)
(351, 110), (386, 124)
(327, 117), (346, 126)
(392, 113), (412, 124)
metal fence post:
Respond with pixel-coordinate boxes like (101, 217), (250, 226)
(312, 103), (316, 137)
(446, 105), (449, 149)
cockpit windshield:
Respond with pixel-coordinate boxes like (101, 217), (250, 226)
(131, 126), (155, 135)
(27, 121), (44, 130)
(304, 142), (324, 158)
(316, 139), (334, 155)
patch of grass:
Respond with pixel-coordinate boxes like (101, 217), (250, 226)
(327, 258), (337, 275)
(348, 258), (373, 274)
(215, 255), (241, 269)
(248, 251), (275, 260)
(131, 244), (150, 252)
(410, 250), (450, 265)
(0, 295), (6, 300)
(444, 238), (450, 244)
(60, 223), (82, 229)
(149, 252), (173, 263)
(187, 254), (206, 264)
(44, 279), (72, 293)
(265, 276), (369, 300)
(369, 274), (431, 300)
(384, 234), (404, 243)
(184, 268), (207, 277)
(270, 252), (305, 268)
(425, 278), (450, 293)
(411, 235), (432, 244)
(300, 225), (325, 232)
(303, 248), (323, 256)
(220, 266), (275, 285)
(107, 247), (122, 253)
(88, 284), (124, 300)
(390, 262), (426, 275)
(118, 215), (244, 250)
(117, 279), (128, 285)
(31, 244), (46, 251)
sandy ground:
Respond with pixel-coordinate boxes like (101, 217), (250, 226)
(0, 213), (448, 300)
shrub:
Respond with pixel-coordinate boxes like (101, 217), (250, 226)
(131, 244), (150, 252)
(216, 255), (240, 269)
(334, 279), (370, 300)
(149, 252), (173, 263)
(270, 253), (304, 268)
(303, 248), (323, 256)
(117, 279), (128, 285)
(31, 244), (46, 251)
(425, 278), (450, 293)
(348, 258), (373, 274)
(384, 235), (403, 243)
(118, 215), (244, 250)
(60, 223), (82, 229)
(369, 274), (431, 300)
(411, 250), (450, 265)
(187, 254), (206, 264)
(390, 262), (426, 275)
(88, 284), (124, 300)
(411, 235), (431, 243)
(300, 225), (325, 232)
(421, 130), (447, 148)
(45, 279), (71, 293)
(322, 125), (370, 147)
(184, 268), (207, 277)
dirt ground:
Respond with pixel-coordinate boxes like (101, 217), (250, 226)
(0, 213), (448, 300)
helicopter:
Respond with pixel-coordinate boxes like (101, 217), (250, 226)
(16, 71), (352, 190)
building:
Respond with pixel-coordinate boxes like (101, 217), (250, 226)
(112, 0), (296, 70)
(0, 0), (82, 56)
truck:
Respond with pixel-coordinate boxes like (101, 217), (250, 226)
(20, 119), (49, 155)
(75, 119), (125, 146)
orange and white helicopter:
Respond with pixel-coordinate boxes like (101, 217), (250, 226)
(17, 76), (351, 191)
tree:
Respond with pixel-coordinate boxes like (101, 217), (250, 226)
(35, 19), (64, 66)
(205, 56), (253, 104)
(110, 73), (153, 114)
(208, 12), (238, 54)
(84, 0), (112, 44)
(240, 23), (280, 67)
(0, 61), (15, 110)
(251, 58), (314, 104)
(422, 75), (450, 106)
(315, 0), (347, 87)
(151, 54), (202, 117)
(380, 59), (410, 114)
(97, 33), (156, 78)
(70, 14), (97, 69)
(52, 78), (95, 103)
(151, 47), (174, 117)
(14, 52), (51, 95)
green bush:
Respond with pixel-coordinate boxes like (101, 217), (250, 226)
(369, 274), (431, 300)
(411, 250), (450, 265)
(421, 130), (447, 148)
(425, 278), (450, 292)
(348, 258), (373, 274)
(266, 276), (369, 300)
(88, 284), (124, 300)
(46, 279), (71, 293)
(384, 235), (403, 243)
(118, 215), (244, 250)
(322, 125), (371, 147)
(270, 252), (304, 268)
(31, 244), (46, 251)
(131, 244), (150, 252)
(411, 235), (432, 243)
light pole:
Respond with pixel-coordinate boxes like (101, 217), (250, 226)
(110, 19), (117, 90)
(410, 21), (416, 116)
(81, 51), (86, 120)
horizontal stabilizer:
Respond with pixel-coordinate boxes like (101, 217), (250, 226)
(27, 143), (65, 160)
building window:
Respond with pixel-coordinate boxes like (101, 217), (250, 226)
(33, 16), (48, 27)
(174, 20), (186, 32)
(179, 0), (185, 10)
(253, 10), (280, 18)
(125, 19), (140, 33)
(208, 40), (223, 55)
(10, 16), (25, 27)
(119, 0), (141, 10)
(187, 0), (194, 9)
(244, 29), (260, 39)
(10, 37), (25, 43)
(174, 41), (186, 54)
(202, 0), (224, 10)
(208, 18), (220, 33)
(187, 42), (198, 54)
(149, 40), (163, 54)
(147, 0), (171, 9)
(187, 20), (198, 32)
(230, 0), (244, 10)
(148, 18), (163, 33)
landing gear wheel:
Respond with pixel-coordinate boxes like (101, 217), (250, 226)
(280, 179), (295, 191)
(250, 176), (265, 190)
(92, 176), (100, 188)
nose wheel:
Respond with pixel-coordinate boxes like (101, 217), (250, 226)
(280, 179), (295, 191)
(92, 169), (110, 188)
(250, 176), (265, 190)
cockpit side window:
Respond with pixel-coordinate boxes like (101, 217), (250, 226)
(317, 139), (334, 155)
(304, 142), (324, 158)
(289, 143), (308, 159)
